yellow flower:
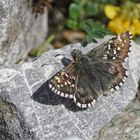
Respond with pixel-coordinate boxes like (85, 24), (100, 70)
(104, 5), (120, 19)
(108, 17), (140, 36)
(105, 3), (140, 36)
(131, 19), (140, 35)
(108, 17), (125, 34)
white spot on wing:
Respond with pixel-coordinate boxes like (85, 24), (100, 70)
(91, 100), (96, 106)
(52, 87), (55, 91)
(81, 104), (87, 108)
(60, 92), (64, 97)
(69, 94), (74, 99)
(119, 82), (123, 86)
(129, 32), (132, 38)
(64, 82), (67, 85)
(71, 84), (75, 87)
(122, 78), (126, 83)
(125, 71), (128, 76)
(57, 91), (60, 95)
(117, 47), (121, 50)
(118, 36), (122, 42)
(64, 94), (69, 98)
(88, 103), (92, 107)
(110, 88), (115, 92)
(49, 84), (52, 88)
(74, 96), (77, 102)
(76, 102), (81, 108)
(57, 84), (60, 88)
(108, 44), (111, 49)
(113, 50), (116, 54)
(81, 104), (84, 108)
(54, 89), (57, 93)
(72, 76), (76, 80)
(115, 86), (120, 90)
(103, 54), (108, 59)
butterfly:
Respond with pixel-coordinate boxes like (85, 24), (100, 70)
(48, 31), (132, 108)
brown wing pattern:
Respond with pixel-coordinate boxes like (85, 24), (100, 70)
(87, 31), (132, 62)
(48, 63), (76, 99)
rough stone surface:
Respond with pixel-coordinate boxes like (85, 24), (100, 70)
(0, 39), (140, 140)
(0, 0), (48, 65)
(98, 89), (140, 140)
(0, 96), (36, 140)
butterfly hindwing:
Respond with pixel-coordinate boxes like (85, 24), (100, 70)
(73, 60), (126, 108)
(89, 61), (127, 92)
(73, 66), (102, 108)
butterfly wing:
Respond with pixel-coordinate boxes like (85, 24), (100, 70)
(87, 31), (132, 62)
(73, 61), (126, 108)
(73, 31), (132, 108)
(48, 63), (76, 99)
(73, 65), (101, 108)
(90, 61), (126, 91)
(86, 31), (132, 91)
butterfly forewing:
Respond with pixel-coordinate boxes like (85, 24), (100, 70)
(87, 31), (132, 61)
(48, 63), (76, 99)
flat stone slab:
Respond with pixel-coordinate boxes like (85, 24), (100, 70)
(0, 38), (140, 140)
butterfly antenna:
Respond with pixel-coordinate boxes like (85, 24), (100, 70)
(41, 62), (61, 68)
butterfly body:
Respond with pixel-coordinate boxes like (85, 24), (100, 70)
(48, 31), (132, 108)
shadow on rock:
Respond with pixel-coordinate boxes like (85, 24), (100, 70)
(32, 81), (85, 112)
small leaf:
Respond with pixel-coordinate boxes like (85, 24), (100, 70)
(82, 35), (98, 47)
(81, 19), (112, 46)
(85, 2), (100, 16)
(91, 31), (105, 38)
(66, 19), (78, 29)
(69, 3), (81, 20)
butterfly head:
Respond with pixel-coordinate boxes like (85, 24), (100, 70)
(71, 49), (82, 60)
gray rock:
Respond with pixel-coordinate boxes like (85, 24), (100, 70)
(0, 0), (48, 65)
(0, 39), (140, 140)
(0, 96), (36, 140)
(62, 136), (82, 140)
(98, 89), (140, 140)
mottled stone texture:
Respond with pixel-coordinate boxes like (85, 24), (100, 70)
(0, 0), (48, 65)
(0, 96), (36, 140)
(0, 40), (140, 140)
(98, 90), (140, 140)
